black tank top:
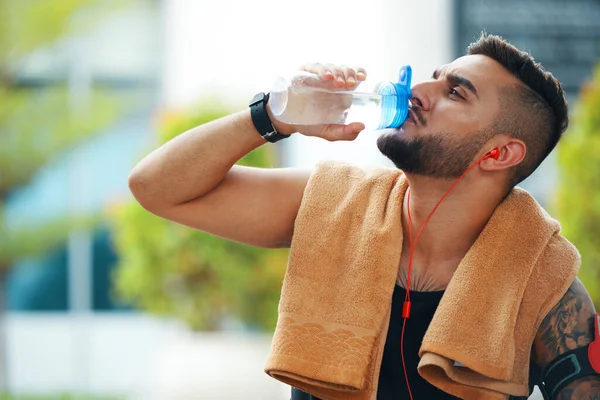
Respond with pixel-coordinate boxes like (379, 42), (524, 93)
(291, 284), (539, 399)
(291, 284), (460, 399)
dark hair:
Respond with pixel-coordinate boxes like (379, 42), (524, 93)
(467, 33), (569, 187)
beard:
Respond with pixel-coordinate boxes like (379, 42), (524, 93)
(376, 129), (489, 179)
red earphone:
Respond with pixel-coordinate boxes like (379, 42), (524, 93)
(483, 147), (500, 160)
(400, 147), (500, 400)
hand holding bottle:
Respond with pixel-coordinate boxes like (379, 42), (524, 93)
(267, 62), (412, 142)
(267, 63), (370, 142)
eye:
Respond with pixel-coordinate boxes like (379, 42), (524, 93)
(448, 86), (464, 100)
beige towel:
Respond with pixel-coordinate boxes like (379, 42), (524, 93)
(264, 161), (580, 400)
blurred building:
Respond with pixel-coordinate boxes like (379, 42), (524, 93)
(3, 0), (599, 398)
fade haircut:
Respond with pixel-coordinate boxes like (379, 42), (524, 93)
(467, 33), (569, 187)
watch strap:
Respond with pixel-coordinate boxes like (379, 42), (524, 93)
(249, 92), (290, 143)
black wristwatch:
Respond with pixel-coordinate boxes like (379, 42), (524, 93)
(249, 92), (290, 143)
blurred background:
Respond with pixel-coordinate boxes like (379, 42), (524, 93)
(1, 0), (599, 399)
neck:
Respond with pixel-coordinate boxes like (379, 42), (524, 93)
(401, 173), (506, 270)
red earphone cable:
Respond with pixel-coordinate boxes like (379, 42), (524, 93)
(400, 317), (413, 399)
(399, 149), (499, 400)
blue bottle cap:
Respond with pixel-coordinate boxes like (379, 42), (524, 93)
(377, 65), (412, 129)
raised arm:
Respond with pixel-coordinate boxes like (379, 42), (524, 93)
(128, 63), (366, 248)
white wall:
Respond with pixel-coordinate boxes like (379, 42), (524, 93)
(162, 0), (389, 108)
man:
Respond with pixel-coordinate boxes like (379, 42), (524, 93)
(128, 34), (600, 399)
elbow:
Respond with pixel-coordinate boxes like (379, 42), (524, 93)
(128, 170), (159, 212)
(128, 168), (188, 214)
(127, 171), (141, 199)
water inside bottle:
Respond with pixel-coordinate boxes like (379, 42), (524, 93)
(272, 84), (388, 129)
(344, 93), (384, 130)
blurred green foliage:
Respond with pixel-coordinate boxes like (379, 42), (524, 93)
(109, 101), (288, 331)
(0, 0), (130, 271)
(555, 65), (600, 309)
(0, 0), (141, 390)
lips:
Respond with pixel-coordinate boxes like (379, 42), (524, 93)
(406, 109), (417, 125)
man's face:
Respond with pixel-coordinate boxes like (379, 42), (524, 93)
(377, 55), (515, 179)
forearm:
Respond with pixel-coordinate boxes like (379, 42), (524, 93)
(128, 109), (267, 209)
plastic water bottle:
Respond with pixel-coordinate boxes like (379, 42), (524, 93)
(268, 65), (412, 130)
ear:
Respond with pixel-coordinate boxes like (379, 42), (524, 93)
(480, 138), (526, 172)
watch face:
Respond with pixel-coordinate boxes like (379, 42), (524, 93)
(249, 92), (266, 107)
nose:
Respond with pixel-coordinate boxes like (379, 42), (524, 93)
(409, 81), (434, 111)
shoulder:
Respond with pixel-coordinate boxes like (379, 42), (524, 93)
(534, 277), (596, 364)
(533, 277), (600, 399)
(307, 161), (404, 201)
(312, 160), (400, 181)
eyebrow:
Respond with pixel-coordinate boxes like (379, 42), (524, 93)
(432, 69), (479, 98)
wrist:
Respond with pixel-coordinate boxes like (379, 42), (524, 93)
(249, 92), (292, 143)
(242, 110), (272, 147)
(266, 100), (296, 136)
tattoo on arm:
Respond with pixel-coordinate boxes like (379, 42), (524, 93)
(533, 277), (600, 399)
(534, 277), (596, 366)
(556, 376), (600, 400)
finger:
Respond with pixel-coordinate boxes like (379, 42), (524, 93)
(299, 62), (319, 73)
(354, 66), (367, 81)
(341, 122), (365, 140)
(318, 64), (335, 80)
(311, 63), (335, 80)
(325, 64), (347, 87)
(297, 63), (336, 89)
(300, 63), (333, 80)
(341, 65), (358, 88)
(323, 122), (364, 141)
